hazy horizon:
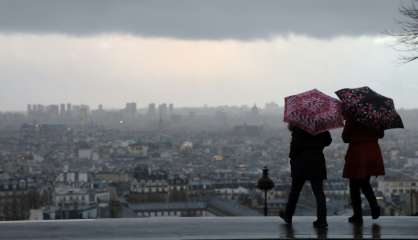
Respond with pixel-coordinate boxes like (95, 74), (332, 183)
(4, 100), (418, 113)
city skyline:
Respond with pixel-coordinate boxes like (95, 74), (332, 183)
(10, 98), (418, 113)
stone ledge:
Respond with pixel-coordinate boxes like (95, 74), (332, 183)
(0, 216), (417, 239)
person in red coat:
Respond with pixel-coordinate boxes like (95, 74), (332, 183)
(342, 117), (384, 224)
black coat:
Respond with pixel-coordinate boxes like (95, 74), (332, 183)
(289, 128), (332, 180)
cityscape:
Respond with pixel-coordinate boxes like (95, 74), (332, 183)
(1, 101), (417, 221)
(2, 0), (418, 238)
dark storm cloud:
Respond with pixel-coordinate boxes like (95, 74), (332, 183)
(0, 0), (403, 39)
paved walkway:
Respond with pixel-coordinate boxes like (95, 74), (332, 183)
(0, 216), (417, 239)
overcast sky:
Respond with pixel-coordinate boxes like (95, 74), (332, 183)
(0, 0), (417, 111)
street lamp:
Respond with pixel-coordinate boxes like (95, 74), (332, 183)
(257, 166), (275, 216)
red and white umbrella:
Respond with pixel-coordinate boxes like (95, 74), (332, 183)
(284, 89), (344, 135)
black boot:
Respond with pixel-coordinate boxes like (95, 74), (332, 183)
(371, 206), (381, 219)
(279, 210), (292, 225)
(313, 219), (328, 228)
(349, 179), (363, 224)
(348, 215), (363, 224)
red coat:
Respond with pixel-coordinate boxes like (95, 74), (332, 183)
(342, 120), (385, 178)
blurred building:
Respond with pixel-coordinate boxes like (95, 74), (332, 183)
(148, 103), (156, 118)
(125, 102), (137, 116)
(0, 178), (47, 220)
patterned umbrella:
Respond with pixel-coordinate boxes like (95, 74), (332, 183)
(335, 86), (404, 130)
(284, 89), (344, 135)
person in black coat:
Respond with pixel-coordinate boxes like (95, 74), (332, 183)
(280, 124), (332, 228)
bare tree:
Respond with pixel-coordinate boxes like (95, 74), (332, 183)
(394, 1), (418, 62)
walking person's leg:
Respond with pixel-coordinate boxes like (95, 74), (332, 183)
(349, 178), (363, 223)
(310, 179), (327, 228)
(281, 178), (305, 224)
(360, 176), (380, 219)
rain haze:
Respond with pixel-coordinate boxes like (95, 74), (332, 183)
(3, 1), (418, 235)
(0, 0), (416, 110)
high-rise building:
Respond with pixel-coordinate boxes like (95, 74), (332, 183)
(169, 103), (174, 114)
(125, 102), (137, 116)
(27, 104), (32, 115)
(37, 104), (45, 113)
(66, 103), (72, 114)
(79, 105), (90, 122)
(148, 103), (156, 117)
(46, 105), (59, 117)
(60, 104), (66, 116)
(158, 103), (168, 119)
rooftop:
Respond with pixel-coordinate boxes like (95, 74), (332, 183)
(1, 216), (418, 239)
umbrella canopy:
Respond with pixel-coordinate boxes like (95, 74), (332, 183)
(335, 86), (404, 130)
(284, 89), (344, 135)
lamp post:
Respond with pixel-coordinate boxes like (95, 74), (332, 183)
(257, 166), (275, 216)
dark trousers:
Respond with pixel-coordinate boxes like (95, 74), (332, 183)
(349, 177), (379, 216)
(285, 178), (327, 221)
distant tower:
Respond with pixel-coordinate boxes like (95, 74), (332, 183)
(60, 104), (66, 116)
(46, 104), (59, 117)
(169, 103), (174, 114)
(37, 104), (45, 113)
(125, 102), (137, 116)
(158, 103), (168, 120)
(66, 103), (72, 114)
(148, 103), (156, 117)
(79, 105), (90, 122)
(251, 104), (259, 116)
(98, 104), (103, 111)
(27, 104), (32, 115)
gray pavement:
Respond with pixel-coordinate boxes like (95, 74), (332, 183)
(0, 216), (418, 239)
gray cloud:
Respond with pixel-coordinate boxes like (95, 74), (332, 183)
(0, 0), (403, 39)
